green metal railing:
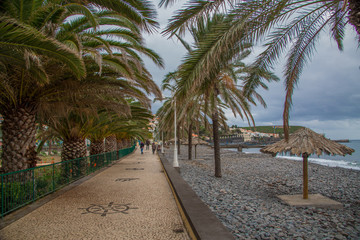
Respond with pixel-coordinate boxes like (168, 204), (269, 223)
(0, 145), (135, 217)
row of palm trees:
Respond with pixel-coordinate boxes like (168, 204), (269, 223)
(0, 0), (163, 173)
(156, 14), (278, 177)
(156, 0), (359, 177)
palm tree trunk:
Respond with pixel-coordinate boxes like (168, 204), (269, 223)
(302, 153), (309, 199)
(212, 110), (222, 178)
(26, 145), (39, 169)
(126, 139), (131, 147)
(188, 123), (193, 160)
(1, 106), (37, 173)
(90, 140), (105, 155)
(89, 139), (105, 170)
(105, 135), (117, 152)
(348, 0), (360, 36)
(61, 138), (87, 161)
(116, 139), (124, 151)
(61, 138), (87, 179)
(194, 144), (197, 159)
(212, 87), (222, 178)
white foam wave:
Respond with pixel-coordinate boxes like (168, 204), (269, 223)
(276, 156), (360, 171)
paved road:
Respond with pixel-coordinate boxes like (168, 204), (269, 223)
(0, 149), (189, 240)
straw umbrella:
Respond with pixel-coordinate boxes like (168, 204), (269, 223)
(183, 137), (209, 159)
(182, 137), (208, 145)
(261, 127), (354, 199)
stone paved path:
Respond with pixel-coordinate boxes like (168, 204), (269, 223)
(0, 148), (189, 240)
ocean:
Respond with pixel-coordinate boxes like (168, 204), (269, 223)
(230, 140), (360, 171)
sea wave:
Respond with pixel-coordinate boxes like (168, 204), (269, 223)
(227, 146), (360, 170)
(276, 155), (360, 171)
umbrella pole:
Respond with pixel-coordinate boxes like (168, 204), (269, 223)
(302, 153), (309, 199)
(195, 144), (197, 159)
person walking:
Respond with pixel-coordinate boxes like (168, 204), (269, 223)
(146, 139), (150, 150)
(152, 142), (156, 154)
(140, 142), (145, 154)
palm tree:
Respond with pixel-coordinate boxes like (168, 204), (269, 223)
(40, 59), (158, 157)
(54, 7), (163, 157)
(87, 111), (113, 155)
(157, 71), (195, 156)
(161, 0), (360, 140)
(158, 71), (211, 160)
(181, 96), (214, 160)
(89, 101), (153, 155)
(0, 0), (162, 173)
(174, 14), (278, 177)
(0, 2), (88, 172)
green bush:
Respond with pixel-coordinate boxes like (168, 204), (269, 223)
(1, 180), (33, 213)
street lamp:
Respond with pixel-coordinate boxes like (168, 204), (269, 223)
(173, 94), (179, 168)
(161, 131), (164, 153)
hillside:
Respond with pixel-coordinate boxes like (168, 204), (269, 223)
(236, 126), (304, 136)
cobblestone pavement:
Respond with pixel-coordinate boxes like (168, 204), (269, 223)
(0, 149), (189, 240)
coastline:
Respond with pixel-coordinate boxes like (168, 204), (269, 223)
(230, 139), (360, 171)
(164, 145), (360, 239)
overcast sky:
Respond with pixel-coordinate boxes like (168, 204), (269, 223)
(143, 1), (360, 140)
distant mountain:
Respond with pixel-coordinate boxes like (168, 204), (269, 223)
(237, 126), (304, 136)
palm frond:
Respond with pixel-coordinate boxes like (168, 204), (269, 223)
(162, 0), (226, 37)
(64, 3), (98, 30)
(283, 7), (333, 139)
(86, 0), (159, 33)
(0, 16), (86, 79)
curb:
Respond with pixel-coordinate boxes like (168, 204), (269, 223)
(159, 153), (234, 240)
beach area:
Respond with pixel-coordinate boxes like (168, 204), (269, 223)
(164, 145), (360, 240)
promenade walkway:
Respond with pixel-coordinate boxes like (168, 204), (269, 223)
(0, 148), (189, 240)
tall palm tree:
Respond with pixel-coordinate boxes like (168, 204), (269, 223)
(158, 71), (211, 160)
(0, 0), (162, 172)
(157, 71), (196, 156)
(0, 2), (89, 172)
(162, 0), (360, 140)
(52, 6), (163, 157)
(174, 14), (278, 177)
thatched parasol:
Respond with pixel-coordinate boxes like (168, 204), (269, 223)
(168, 138), (186, 144)
(183, 137), (209, 159)
(261, 127), (354, 199)
(182, 137), (209, 145)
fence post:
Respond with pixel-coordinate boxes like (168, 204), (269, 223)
(32, 169), (35, 201)
(1, 174), (3, 218)
(68, 162), (71, 183)
(52, 164), (55, 191)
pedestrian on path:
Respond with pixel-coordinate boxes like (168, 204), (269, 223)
(152, 142), (156, 154)
(146, 139), (150, 150)
(140, 142), (145, 154)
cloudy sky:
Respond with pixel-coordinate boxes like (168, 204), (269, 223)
(143, 1), (360, 140)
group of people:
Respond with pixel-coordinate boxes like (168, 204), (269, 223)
(139, 139), (161, 154)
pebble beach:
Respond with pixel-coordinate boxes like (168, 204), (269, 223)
(164, 145), (360, 240)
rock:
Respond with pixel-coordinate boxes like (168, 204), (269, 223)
(170, 145), (360, 240)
